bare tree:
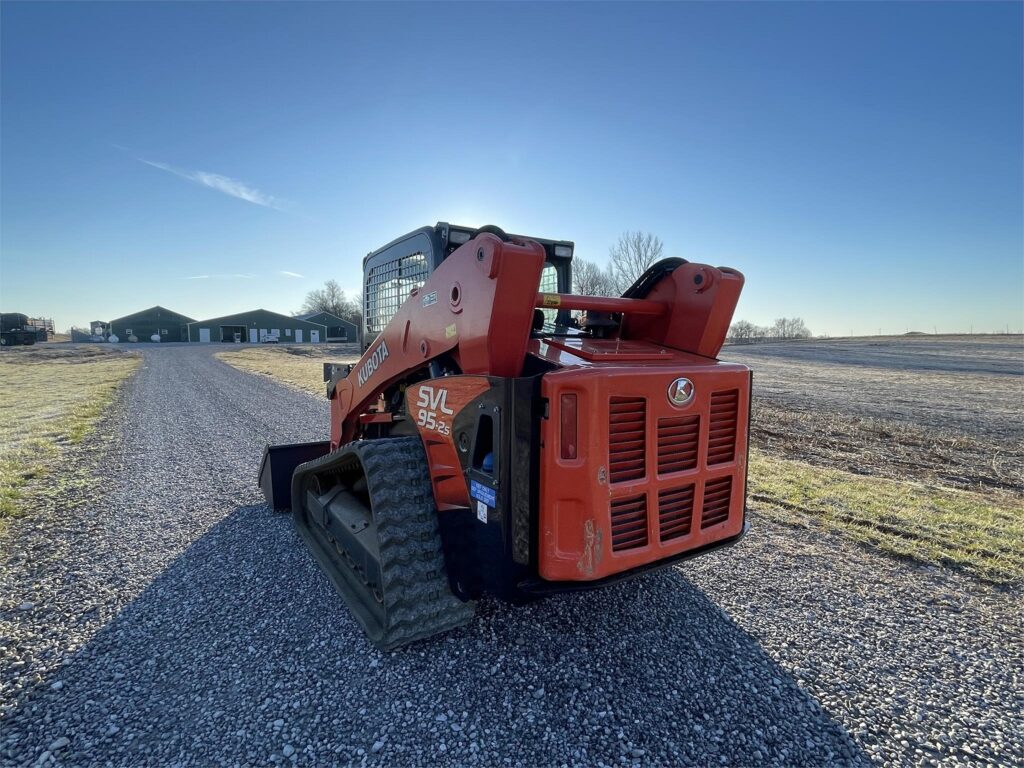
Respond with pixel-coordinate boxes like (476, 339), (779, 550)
(301, 279), (344, 316)
(301, 280), (362, 326)
(609, 231), (663, 294)
(728, 320), (760, 343)
(349, 292), (363, 324)
(770, 317), (812, 339)
(572, 257), (617, 297)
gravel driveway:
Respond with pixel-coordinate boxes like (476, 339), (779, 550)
(1, 345), (1021, 767)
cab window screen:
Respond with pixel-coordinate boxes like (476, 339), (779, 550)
(365, 252), (429, 335)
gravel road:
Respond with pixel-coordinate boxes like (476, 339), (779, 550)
(2, 345), (1021, 767)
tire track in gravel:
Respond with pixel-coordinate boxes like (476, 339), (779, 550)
(2, 345), (1018, 767)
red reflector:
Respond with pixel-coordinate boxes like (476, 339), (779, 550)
(560, 393), (578, 460)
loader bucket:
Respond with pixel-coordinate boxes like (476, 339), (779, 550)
(258, 440), (332, 511)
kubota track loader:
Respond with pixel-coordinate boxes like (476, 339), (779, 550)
(259, 223), (751, 649)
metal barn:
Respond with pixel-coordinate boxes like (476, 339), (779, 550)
(297, 312), (359, 343)
(187, 309), (327, 343)
(109, 306), (195, 342)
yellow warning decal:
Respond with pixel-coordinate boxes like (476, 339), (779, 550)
(445, 323), (457, 338)
(541, 293), (561, 307)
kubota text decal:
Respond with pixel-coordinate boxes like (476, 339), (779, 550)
(357, 340), (389, 387)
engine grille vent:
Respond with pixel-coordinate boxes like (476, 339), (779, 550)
(657, 415), (700, 474)
(700, 476), (733, 528)
(610, 494), (649, 551)
(608, 397), (646, 483)
(707, 389), (739, 465)
(658, 484), (695, 542)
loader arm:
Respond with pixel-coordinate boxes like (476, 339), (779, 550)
(329, 233), (546, 447)
(330, 232), (745, 449)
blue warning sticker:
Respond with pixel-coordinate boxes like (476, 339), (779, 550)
(469, 480), (496, 508)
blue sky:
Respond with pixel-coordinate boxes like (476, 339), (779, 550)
(1, 1), (1021, 336)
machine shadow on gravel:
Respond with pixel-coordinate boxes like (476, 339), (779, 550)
(4, 504), (867, 766)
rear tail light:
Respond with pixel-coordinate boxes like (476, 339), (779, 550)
(560, 393), (578, 460)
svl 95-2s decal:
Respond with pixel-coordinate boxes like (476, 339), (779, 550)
(415, 385), (453, 436)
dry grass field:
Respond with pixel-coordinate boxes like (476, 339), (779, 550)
(215, 344), (361, 396)
(0, 346), (140, 520)
(727, 335), (1023, 582)
(218, 336), (1023, 583)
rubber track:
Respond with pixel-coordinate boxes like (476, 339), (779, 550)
(295, 437), (474, 650)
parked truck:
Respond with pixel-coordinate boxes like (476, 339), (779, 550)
(0, 313), (38, 347)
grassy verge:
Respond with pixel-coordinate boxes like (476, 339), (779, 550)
(0, 348), (140, 520)
(749, 450), (1023, 584)
(216, 345), (360, 397)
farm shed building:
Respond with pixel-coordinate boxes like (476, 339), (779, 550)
(298, 312), (359, 343)
(109, 306), (195, 342)
(187, 309), (327, 343)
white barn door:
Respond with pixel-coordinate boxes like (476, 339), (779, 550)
(295, 329), (303, 343)
(310, 330), (320, 343)
(199, 328), (210, 343)
(248, 328), (258, 343)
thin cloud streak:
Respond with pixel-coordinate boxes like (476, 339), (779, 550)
(140, 158), (285, 210)
(279, 270), (304, 278)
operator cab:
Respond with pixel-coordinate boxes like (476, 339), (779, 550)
(362, 223), (575, 348)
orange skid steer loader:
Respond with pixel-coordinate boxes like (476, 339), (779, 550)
(259, 223), (751, 649)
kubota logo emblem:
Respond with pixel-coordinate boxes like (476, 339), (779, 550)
(668, 377), (694, 407)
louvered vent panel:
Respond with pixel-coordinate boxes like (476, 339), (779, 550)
(608, 397), (646, 483)
(700, 476), (733, 528)
(657, 415), (700, 474)
(610, 494), (648, 551)
(707, 389), (739, 465)
(658, 485), (695, 542)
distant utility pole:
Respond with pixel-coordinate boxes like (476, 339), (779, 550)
(933, 325), (937, 335)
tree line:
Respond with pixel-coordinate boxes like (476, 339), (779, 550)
(728, 317), (812, 342)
